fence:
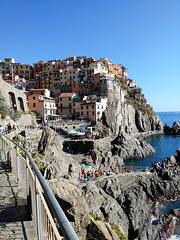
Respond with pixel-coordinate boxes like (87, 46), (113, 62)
(1, 134), (79, 240)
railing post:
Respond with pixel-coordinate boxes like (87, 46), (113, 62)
(35, 176), (40, 240)
(26, 156), (29, 197)
(4, 137), (7, 161)
(16, 144), (19, 183)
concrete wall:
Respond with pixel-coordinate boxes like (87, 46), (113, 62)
(0, 75), (28, 113)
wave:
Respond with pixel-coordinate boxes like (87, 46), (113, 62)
(168, 235), (180, 240)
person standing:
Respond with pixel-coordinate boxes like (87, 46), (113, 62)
(0, 125), (3, 138)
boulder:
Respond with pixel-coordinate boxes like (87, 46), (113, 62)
(164, 121), (180, 135)
(111, 132), (156, 160)
(87, 220), (120, 240)
(38, 127), (81, 179)
(48, 178), (90, 237)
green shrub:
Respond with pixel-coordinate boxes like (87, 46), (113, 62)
(0, 103), (8, 112)
(31, 152), (45, 172)
(0, 111), (7, 119)
(90, 212), (126, 239)
(9, 110), (20, 121)
(19, 149), (26, 159)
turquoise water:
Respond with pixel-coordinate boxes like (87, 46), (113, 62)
(125, 112), (180, 170)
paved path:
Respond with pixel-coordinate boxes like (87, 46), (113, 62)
(0, 140), (38, 240)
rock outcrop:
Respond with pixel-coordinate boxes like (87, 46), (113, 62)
(103, 95), (163, 136)
(38, 127), (81, 179)
(90, 137), (125, 170)
(48, 179), (90, 238)
(83, 170), (180, 240)
(164, 121), (180, 135)
(111, 132), (156, 160)
(87, 220), (119, 240)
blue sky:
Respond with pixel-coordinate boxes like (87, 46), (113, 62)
(0, 0), (180, 112)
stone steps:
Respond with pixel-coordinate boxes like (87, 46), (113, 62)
(0, 221), (37, 240)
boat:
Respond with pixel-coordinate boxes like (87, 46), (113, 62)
(74, 131), (86, 138)
(67, 129), (77, 137)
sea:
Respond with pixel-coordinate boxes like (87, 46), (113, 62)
(126, 111), (180, 240)
(125, 112), (180, 170)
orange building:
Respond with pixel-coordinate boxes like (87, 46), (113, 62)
(28, 89), (57, 122)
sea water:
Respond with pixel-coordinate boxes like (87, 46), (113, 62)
(125, 112), (180, 170)
(155, 112), (180, 239)
(159, 199), (180, 239)
(157, 111), (180, 127)
(126, 112), (180, 239)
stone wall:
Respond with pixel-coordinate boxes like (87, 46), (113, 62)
(0, 76), (28, 113)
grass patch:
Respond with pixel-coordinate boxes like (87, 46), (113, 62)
(90, 212), (126, 240)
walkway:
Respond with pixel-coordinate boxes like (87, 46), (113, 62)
(0, 140), (38, 240)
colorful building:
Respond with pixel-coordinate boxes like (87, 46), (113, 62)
(58, 92), (80, 117)
(79, 96), (107, 122)
(28, 89), (57, 122)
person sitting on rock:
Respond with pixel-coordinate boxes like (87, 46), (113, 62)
(84, 171), (87, 182)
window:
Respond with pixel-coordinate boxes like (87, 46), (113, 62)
(92, 111), (94, 115)
(81, 112), (83, 115)
(50, 110), (52, 114)
(92, 105), (94, 109)
(101, 105), (103, 109)
(97, 111), (100, 115)
(69, 97), (71, 101)
(33, 103), (36, 107)
(87, 112), (89, 115)
(33, 96), (35, 100)
(60, 98), (62, 101)
(73, 103), (75, 106)
(60, 103), (62, 108)
(69, 109), (71, 113)
(86, 106), (88, 109)
(81, 106), (83, 109)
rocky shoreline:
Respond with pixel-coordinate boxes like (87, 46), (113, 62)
(9, 124), (180, 240)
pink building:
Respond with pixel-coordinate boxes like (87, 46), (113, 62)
(79, 97), (107, 122)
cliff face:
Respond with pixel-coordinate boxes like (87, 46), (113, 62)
(103, 92), (163, 136)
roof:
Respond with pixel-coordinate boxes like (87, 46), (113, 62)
(34, 60), (46, 64)
(58, 93), (76, 98)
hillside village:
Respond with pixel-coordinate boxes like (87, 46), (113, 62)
(0, 57), (137, 123)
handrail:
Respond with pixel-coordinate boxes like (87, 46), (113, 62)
(3, 134), (79, 240)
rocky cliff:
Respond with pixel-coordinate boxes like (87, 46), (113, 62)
(103, 91), (163, 136)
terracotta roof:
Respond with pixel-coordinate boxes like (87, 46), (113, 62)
(58, 93), (75, 98)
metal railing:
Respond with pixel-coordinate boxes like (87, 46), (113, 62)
(1, 134), (79, 240)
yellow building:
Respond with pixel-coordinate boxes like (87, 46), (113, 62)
(58, 92), (80, 117)
(13, 63), (32, 81)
